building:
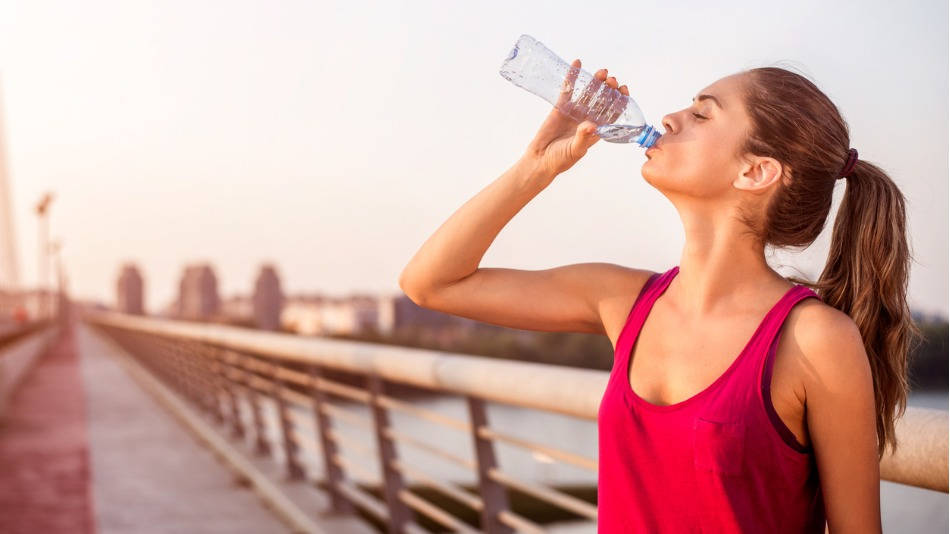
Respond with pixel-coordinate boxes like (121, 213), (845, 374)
(281, 294), (378, 336)
(252, 264), (284, 331)
(220, 294), (253, 323)
(281, 292), (488, 338)
(116, 263), (145, 315)
(177, 263), (220, 320)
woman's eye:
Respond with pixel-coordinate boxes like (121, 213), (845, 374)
(692, 113), (707, 120)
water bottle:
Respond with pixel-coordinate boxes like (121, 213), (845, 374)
(499, 34), (660, 148)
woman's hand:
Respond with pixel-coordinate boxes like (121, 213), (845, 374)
(521, 59), (630, 179)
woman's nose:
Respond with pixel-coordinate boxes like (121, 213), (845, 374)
(661, 113), (676, 134)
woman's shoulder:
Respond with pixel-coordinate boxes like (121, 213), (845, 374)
(786, 293), (857, 340)
(781, 296), (867, 381)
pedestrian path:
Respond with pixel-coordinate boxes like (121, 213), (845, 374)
(0, 317), (309, 533)
(75, 321), (293, 533)
(0, 323), (95, 534)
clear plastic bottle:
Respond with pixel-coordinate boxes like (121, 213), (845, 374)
(499, 34), (660, 148)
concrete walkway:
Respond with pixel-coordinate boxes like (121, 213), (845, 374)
(76, 321), (293, 533)
(0, 315), (310, 533)
(0, 323), (95, 534)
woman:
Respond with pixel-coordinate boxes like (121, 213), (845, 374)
(399, 60), (919, 533)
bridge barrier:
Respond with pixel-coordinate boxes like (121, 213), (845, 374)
(82, 310), (948, 533)
(0, 320), (59, 419)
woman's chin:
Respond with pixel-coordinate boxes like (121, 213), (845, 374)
(641, 163), (660, 183)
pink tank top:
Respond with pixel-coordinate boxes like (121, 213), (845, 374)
(597, 266), (827, 533)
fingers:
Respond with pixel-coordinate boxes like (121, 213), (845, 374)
(574, 67), (607, 119)
(591, 72), (623, 124)
(601, 81), (630, 124)
(556, 58), (581, 112)
(604, 84), (626, 124)
(609, 83), (631, 123)
(561, 63), (630, 125)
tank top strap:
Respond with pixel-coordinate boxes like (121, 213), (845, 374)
(614, 266), (679, 367)
(748, 284), (824, 390)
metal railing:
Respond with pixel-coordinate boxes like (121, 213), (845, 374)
(82, 310), (949, 533)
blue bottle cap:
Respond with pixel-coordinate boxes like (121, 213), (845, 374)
(637, 126), (661, 148)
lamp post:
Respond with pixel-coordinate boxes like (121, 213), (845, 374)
(49, 238), (62, 320)
(34, 192), (53, 319)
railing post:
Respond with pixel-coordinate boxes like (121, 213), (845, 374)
(243, 355), (272, 456)
(169, 342), (191, 399)
(220, 349), (246, 439)
(273, 366), (305, 480)
(367, 372), (414, 534)
(467, 396), (514, 534)
(205, 347), (230, 425)
(309, 365), (354, 515)
(198, 344), (225, 424)
(180, 341), (203, 408)
(147, 334), (172, 386)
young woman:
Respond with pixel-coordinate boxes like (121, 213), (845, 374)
(399, 59), (919, 533)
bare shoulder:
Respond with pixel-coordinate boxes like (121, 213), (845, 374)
(590, 265), (658, 348)
(781, 297), (870, 394)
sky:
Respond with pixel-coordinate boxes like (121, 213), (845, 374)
(0, 0), (947, 318)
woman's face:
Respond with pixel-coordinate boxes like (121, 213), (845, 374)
(641, 73), (762, 200)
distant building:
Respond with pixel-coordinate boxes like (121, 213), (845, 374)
(116, 263), (145, 315)
(220, 294), (253, 322)
(373, 294), (470, 335)
(253, 265), (284, 331)
(281, 293), (485, 337)
(281, 295), (325, 335)
(281, 294), (378, 336)
(177, 263), (220, 320)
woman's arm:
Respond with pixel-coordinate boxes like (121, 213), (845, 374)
(797, 305), (882, 533)
(399, 62), (648, 335)
(398, 156), (558, 299)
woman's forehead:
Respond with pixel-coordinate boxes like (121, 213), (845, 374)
(697, 75), (746, 108)
(699, 77), (731, 97)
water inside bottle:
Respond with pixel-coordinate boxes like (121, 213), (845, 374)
(595, 124), (646, 144)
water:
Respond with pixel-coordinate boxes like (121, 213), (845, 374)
(595, 124), (649, 144)
(907, 389), (948, 410)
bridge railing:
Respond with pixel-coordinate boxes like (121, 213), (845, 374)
(82, 310), (948, 533)
(0, 318), (59, 419)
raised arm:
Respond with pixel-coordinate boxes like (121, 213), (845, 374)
(399, 61), (652, 336)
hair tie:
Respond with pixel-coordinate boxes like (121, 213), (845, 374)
(837, 148), (858, 179)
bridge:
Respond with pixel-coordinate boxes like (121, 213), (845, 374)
(0, 303), (946, 533)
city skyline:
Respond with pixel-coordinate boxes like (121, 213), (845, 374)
(0, 0), (947, 317)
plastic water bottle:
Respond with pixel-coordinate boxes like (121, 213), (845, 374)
(499, 34), (660, 148)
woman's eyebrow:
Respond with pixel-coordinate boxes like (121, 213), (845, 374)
(692, 94), (723, 109)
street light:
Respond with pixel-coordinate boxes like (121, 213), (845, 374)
(34, 192), (54, 319)
(49, 238), (62, 320)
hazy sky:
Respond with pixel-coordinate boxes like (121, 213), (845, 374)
(0, 0), (947, 317)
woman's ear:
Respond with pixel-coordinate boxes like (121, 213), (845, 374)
(733, 156), (784, 193)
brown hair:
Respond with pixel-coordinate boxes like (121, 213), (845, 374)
(735, 66), (923, 460)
